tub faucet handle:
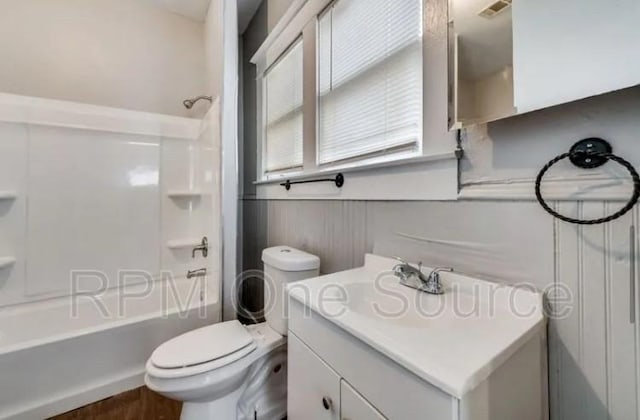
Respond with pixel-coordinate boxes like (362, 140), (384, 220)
(192, 237), (209, 259)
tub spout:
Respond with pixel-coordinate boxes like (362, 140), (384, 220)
(187, 268), (207, 279)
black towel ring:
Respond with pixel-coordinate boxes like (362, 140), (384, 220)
(535, 138), (640, 225)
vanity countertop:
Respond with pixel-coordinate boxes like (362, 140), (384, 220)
(286, 254), (545, 398)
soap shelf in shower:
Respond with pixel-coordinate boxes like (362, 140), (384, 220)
(167, 190), (206, 199)
(167, 238), (207, 250)
(0, 257), (16, 270)
(0, 191), (17, 200)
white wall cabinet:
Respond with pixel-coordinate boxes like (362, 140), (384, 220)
(452, 0), (640, 127)
(512, 0), (640, 114)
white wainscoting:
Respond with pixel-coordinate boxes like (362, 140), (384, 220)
(550, 202), (639, 420)
(242, 196), (640, 420)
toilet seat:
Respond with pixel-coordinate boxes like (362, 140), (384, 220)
(147, 320), (258, 379)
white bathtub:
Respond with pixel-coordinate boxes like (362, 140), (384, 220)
(0, 276), (220, 419)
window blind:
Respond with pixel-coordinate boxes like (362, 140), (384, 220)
(318, 0), (423, 165)
(264, 40), (304, 173)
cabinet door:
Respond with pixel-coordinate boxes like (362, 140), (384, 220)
(288, 333), (341, 420)
(340, 380), (386, 420)
(512, 0), (640, 114)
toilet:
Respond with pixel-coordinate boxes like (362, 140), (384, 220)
(145, 246), (320, 420)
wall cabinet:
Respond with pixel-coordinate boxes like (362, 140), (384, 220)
(512, 0), (640, 114)
(449, 0), (640, 127)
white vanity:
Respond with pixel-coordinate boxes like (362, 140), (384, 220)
(286, 254), (547, 420)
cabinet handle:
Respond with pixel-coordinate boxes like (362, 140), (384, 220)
(322, 396), (332, 410)
(631, 225), (636, 324)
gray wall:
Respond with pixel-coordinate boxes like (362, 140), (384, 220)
(239, 1), (268, 317)
(240, 1), (268, 199)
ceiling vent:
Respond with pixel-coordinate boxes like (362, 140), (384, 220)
(478, 0), (512, 18)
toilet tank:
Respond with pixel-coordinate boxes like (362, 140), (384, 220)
(262, 246), (320, 336)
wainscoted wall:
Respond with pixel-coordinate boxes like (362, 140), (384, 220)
(551, 203), (638, 420)
(241, 198), (554, 306)
(242, 199), (640, 420)
(243, 199), (554, 285)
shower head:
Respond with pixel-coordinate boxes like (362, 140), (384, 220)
(183, 95), (212, 109)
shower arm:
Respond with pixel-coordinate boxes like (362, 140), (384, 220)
(183, 95), (212, 109)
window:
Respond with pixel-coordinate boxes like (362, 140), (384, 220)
(264, 39), (304, 173)
(317, 0), (423, 165)
(251, 0), (458, 200)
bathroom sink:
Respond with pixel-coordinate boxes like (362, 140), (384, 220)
(344, 283), (430, 328)
(335, 276), (499, 329)
(287, 254), (545, 397)
(339, 281), (435, 328)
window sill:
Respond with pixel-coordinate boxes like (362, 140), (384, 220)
(254, 151), (458, 185)
(253, 151), (460, 201)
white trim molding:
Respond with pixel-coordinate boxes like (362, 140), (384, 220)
(460, 174), (636, 201)
(250, 0), (312, 74)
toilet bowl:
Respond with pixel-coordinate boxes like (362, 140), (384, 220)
(145, 321), (287, 420)
(145, 246), (320, 420)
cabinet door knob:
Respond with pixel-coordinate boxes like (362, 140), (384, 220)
(322, 396), (332, 410)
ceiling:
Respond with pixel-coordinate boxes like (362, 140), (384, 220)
(145, 0), (262, 32)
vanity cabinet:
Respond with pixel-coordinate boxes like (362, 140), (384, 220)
(288, 298), (546, 420)
(288, 333), (341, 419)
(288, 332), (387, 420)
(341, 380), (386, 420)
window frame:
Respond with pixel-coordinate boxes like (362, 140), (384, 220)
(251, 0), (459, 200)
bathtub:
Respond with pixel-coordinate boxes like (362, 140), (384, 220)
(0, 276), (220, 419)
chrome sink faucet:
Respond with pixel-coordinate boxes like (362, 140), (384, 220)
(392, 257), (453, 295)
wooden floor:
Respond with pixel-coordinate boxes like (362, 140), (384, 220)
(48, 387), (181, 420)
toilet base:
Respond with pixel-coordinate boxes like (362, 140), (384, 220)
(181, 386), (244, 420)
(179, 345), (287, 420)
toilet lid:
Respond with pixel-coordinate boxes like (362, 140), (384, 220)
(151, 320), (255, 369)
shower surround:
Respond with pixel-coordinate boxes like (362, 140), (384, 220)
(0, 93), (222, 419)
